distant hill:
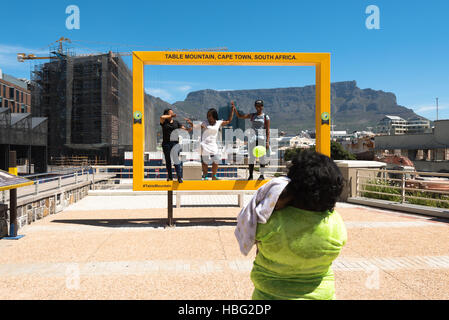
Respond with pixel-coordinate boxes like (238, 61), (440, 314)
(147, 81), (426, 134)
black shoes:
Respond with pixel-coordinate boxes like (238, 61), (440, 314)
(248, 175), (253, 180)
(258, 175), (265, 180)
(167, 177), (183, 183)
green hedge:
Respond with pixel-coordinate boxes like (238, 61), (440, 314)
(361, 179), (449, 209)
(361, 179), (401, 202)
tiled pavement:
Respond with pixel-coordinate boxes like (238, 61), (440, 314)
(0, 194), (448, 300)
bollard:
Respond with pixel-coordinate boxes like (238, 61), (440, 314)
(7, 151), (23, 239)
(167, 191), (174, 227)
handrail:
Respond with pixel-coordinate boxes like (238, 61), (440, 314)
(355, 167), (449, 177)
(0, 169), (98, 203)
(355, 167), (449, 209)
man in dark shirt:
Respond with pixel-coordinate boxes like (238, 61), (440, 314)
(160, 108), (190, 182)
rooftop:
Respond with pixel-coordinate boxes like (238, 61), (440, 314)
(0, 72), (28, 90)
(10, 113), (30, 126)
(0, 194), (447, 300)
(383, 115), (405, 121)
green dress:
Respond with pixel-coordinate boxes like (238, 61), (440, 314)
(251, 206), (347, 300)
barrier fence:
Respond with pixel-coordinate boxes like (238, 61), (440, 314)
(89, 165), (288, 189)
(0, 167), (94, 204)
(355, 168), (449, 209)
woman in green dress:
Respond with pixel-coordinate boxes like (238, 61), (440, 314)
(250, 150), (347, 300)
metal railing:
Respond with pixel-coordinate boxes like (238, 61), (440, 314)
(90, 164), (288, 188)
(355, 168), (449, 209)
(0, 163), (289, 202)
(0, 167), (95, 204)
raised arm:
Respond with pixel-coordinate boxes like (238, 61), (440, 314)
(221, 103), (235, 126)
(160, 113), (176, 124)
(180, 124), (192, 132)
(232, 101), (251, 119)
(185, 118), (206, 130)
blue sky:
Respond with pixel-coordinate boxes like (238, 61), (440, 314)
(1, 0), (448, 120)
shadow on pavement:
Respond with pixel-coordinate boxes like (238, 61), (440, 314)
(178, 204), (240, 208)
(51, 217), (237, 228)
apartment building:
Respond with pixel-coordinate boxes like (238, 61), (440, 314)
(376, 115), (431, 135)
(0, 69), (31, 114)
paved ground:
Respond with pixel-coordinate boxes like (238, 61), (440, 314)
(0, 194), (448, 300)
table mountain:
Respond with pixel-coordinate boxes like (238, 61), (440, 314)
(148, 81), (426, 134)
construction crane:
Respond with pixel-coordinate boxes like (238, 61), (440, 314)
(17, 36), (228, 62)
(17, 37), (71, 62)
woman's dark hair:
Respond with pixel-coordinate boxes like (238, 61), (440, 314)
(163, 108), (172, 115)
(207, 108), (218, 121)
(285, 149), (344, 212)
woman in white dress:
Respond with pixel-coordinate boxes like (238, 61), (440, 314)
(186, 102), (235, 180)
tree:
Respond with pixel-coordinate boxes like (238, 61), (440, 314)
(331, 141), (356, 160)
(283, 141), (356, 162)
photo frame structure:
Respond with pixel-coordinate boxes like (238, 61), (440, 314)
(133, 51), (330, 191)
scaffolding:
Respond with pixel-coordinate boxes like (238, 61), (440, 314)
(31, 49), (156, 164)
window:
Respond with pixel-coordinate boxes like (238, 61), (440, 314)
(3, 100), (7, 108)
(15, 90), (19, 102)
(9, 87), (14, 99)
(21, 104), (25, 113)
(11, 101), (14, 112)
(21, 92), (23, 103)
(2, 85), (5, 97)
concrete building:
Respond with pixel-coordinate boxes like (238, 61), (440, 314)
(0, 69), (31, 114)
(375, 120), (449, 172)
(289, 136), (315, 148)
(0, 107), (47, 173)
(376, 115), (407, 135)
(376, 115), (431, 135)
(31, 52), (156, 164)
(407, 116), (431, 134)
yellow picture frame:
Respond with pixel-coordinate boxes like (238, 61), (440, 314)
(132, 51), (331, 191)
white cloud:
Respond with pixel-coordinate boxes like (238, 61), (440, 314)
(0, 44), (50, 76)
(145, 87), (174, 102)
(0, 44), (48, 55)
(416, 104), (448, 113)
(177, 85), (192, 92)
(145, 83), (196, 103)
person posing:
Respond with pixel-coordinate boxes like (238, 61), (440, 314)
(186, 103), (235, 180)
(233, 99), (270, 180)
(249, 150), (347, 300)
(160, 108), (191, 183)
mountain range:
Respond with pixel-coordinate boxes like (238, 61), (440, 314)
(147, 80), (426, 134)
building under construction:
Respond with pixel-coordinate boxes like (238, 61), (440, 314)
(31, 50), (156, 165)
